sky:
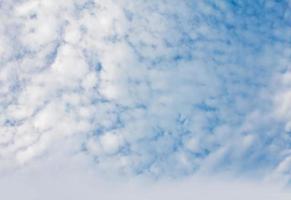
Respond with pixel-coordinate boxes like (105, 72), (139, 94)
(1, 0), (291, 199)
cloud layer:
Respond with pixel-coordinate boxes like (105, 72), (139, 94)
(1, 0), (291, 186)
(1, 155), (291, 200)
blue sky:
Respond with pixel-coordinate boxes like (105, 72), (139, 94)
(1, 0), (291, 198)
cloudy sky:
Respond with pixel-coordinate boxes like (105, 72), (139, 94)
(1, 0), (291, 199)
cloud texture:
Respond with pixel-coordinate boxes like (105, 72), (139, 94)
(1, 0), (291, 188)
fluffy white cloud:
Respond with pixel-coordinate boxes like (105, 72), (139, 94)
(1, 0), (291, 187)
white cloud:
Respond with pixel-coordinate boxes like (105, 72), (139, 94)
(0, 157), (290, 200)
(1, 0), (291, 186)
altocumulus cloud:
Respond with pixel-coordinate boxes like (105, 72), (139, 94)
(1, 0), (291, 197)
